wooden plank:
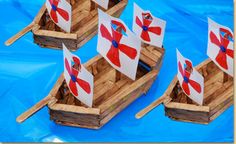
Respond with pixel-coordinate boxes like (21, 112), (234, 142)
(71, 0), (91, 30)
(50, 110), (100, 127)
(99, 80), (133, 118)
(101, 86), (144, 125)
(165, 102), (210, 112)
(208, 85), (233, 110)
(204, 71), (223, 87)
(93, 80), (114, 103)
(203, 79), (232, 105)
(33, 34), (78, 50)
(209, 95), (233, 117)
(94, 67), (115, 85)
(99, 70), (158, 113)
(33, 29), (77, 39)
(54, 120), (100, 129)
(34, 5), (47, 24)
(50, 103), (100, 115)
(140, 54), (156, 67)
(203, 81), (222, 103)
(165, 107), (209, 124)
(141, 48), (159, 63)
(209, 100), (233, 121)
(94, 78), (130, 105)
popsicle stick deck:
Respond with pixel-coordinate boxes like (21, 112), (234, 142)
(163, 59), (233, 124)
(48, 45), (164, 129)
(32, 0), (127, 50)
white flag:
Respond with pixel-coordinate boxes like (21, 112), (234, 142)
(133, 3), (166, 47)
(46, 0), (72, 32)
(63, 44), (94, 107)
(97, 9), (141, 80)
(176, 49), (204, 105)
(207, 18), (234, 77)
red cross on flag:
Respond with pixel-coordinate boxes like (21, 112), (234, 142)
(97, 9), (141, 80)
(207, 18), (234, 77)
(176, 49), (204, 105)
(93, 0), (109, 10)
(46, 0), (72, 32)
(63, 44), (94, 107)
(133, 3), (166, 47)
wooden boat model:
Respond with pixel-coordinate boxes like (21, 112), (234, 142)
(136, 58), (233, 124)
(48, 45), (164, 129)
(5, 0), (128, 50)
(17, 45), (164, 129)
(163, 59), (233, 124)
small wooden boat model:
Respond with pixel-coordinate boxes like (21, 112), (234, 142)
(136, 59), (233, 123)
(136, 19), (234, 124)
(163, 59), (233, 124)
(5, 0), (128, 50)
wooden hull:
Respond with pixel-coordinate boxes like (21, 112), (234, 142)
(32, 0), (127, 50)
(163, 59), (233, 124)
(47, 45), (164, 129)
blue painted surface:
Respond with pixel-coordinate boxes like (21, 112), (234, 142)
(0, 0), (233, 142)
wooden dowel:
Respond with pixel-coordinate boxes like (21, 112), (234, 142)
(16, 95), (51, 123)
(5, 22), (35, 46)
(135, 94), (167, 119)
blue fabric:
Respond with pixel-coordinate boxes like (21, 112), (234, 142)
(0, 0), (233, 142)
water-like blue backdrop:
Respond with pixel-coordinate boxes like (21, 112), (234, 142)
(0, 0), (233, 142)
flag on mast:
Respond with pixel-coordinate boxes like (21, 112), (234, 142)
(207, 18), (234, 77)
(97, 9), (141, 80)
(46, 0), (72, 32)
(176, 49), (204, 105)
(133, 3), (166, 47)
(63, 44), (94, 107)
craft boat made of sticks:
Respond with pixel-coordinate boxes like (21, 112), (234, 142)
(5, 0), (127, 50)
(163, 59), (233, 124)
(136, 58), (233, 124)
(17, 44), (164, 129)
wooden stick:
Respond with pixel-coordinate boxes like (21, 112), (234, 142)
(135, 94), (167, 119)
(16, 95), (51, 123)
(5, 5), (46, 46)
(5, 22), (35, 46)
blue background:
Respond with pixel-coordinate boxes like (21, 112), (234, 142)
(0, 0), (233, 142)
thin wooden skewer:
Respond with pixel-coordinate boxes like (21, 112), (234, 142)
(135, 94), (167, 119)
(5, 22), (35, 46)
(16, 95), (51, 123)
